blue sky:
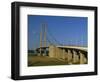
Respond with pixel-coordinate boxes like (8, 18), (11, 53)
(28, 15), (88, 50)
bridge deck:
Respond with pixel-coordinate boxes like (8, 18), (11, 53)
(36, 46), (87, 52)
(57, 46), (87, 52)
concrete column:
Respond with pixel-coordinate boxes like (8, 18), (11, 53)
(79, 51), (87, 64)
(62, 49), (65, 59)
(49, 45), (56, 58)
(72, 50), (79, 64)
(67, 49), (72, 64)
(43, 49), (46, 56)
(38, 48), (42, 56)
(56, 47), (62, 59)
(55, 47), (57, 58)
(56, 48), (60, 59)
(60, 48), (63, 59)
(43, 52), (46, 56)
(65, 52), (68, 61)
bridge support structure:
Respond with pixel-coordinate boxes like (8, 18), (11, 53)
(49, 45), (87, 64)
(39, 23), (47, 56)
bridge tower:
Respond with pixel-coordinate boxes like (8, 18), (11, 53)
(39, 23), (47, 56)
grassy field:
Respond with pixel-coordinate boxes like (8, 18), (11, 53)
(28, 54), (69, 66)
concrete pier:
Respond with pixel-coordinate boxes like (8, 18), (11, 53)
(47, 45), (87, 64)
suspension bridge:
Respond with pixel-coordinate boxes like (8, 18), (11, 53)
(29, 23), (88, 65)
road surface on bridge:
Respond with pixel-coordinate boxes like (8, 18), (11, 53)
(57, 46), (87, 52)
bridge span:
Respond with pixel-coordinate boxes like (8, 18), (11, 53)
(30, 22), (88, 65)
(36, 45), (88, 64)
